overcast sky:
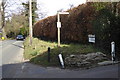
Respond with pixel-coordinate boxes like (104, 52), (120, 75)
(38, 0), (86, 16)
(4, 0), (86, 20)
(4, 0), (120, 20)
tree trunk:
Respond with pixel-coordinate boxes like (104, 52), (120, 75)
(1, 0), (7, 38)
(111, 2), (119, 16)
(2, 27), (6, 38)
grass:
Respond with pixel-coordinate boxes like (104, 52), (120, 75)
(24, 37), (101, 67)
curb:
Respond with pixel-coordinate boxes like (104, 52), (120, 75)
(98, 61), (120, 66)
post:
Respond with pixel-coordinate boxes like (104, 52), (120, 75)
(57, 12), (69, 47)
(57, 13), (60, 22)
(58, 54), (65, 69)
(29, 0), (32, 45)
(57, 13), (61, 47)
(48, 47), (51, 62)
(58, 28), (60, 47)
(111, 41), (115, 62)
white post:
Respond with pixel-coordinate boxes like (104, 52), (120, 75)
(111, 41), (115, 62)
(57, 12), (69, 47)
(57, 13), (60, 22)
(58, 54), (65, 68)
(57, 13), (61, 47)
(29, 0), (32, 45)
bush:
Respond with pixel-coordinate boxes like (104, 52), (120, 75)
(33, 3), (95, 43)
(92, 3), (120, 59)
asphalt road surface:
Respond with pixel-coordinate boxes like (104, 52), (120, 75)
(0, 40), (119, 79)
(0, 41), (2, 79)
(1, 40), (24, 78)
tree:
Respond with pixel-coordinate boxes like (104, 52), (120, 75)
(111, 2), (120, 16)
(0, 0), (23, 38)
(0, 0), (2, 31)
(92, 2), (120, 58)
(69, 4), (74, 9)
(32, 1), (37, 24)
(5, 13), (29, 38)
(0, 0), (7, 38)
(22, 0), (38, 25)
(0, 1), (2, 38)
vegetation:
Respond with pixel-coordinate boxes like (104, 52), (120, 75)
(2, 1), (38, 39)
(5, 14), (29, 38)
(22, 1), (38, 25)
(33, 3), (95, 43)
(0, 0), (25, 38)
(24, 37), (101, 66)
(92, 2), (120, 58)
(33, 2), (120, 59)
(0, 0), (8, 38)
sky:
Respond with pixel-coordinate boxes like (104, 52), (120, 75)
(3, 0), (120, 20)
(4, 0), (86, 20)
(38, 0), (86, 16)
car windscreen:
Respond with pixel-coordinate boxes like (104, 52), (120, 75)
(17, 35), (23, 37)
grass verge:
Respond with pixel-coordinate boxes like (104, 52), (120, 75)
(24, 37), (101, 67)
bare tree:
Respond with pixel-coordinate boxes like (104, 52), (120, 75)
(69, 4), (74, 9)
(0, 0), (7, 38)
(57, 8), (64, 12)
(112, 2), (120, 16)
(0, 0), (24, 38)
(0, 1), (2, 33)
(37, 3), (47, 20)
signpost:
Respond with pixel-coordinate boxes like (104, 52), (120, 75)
(57, 22), (61, 28)
(88, 34), (95, 43)
(57, 12), (69, 47)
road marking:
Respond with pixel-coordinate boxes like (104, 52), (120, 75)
(21, 63), (26, 70)
(22, 64), (25, 70)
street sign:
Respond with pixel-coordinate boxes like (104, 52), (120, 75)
(88, 34), (95, 43)
(58, 12), (69, 15)
(57, 22), (61, 28)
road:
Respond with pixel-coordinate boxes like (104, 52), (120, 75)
(0, 41), (2, 79)
(0, 40), (119, 79)
(1, 40), (24, 78)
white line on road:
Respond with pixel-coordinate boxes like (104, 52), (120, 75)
(21, 63), (26, 70)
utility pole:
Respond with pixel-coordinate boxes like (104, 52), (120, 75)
(29, 0), (32, 45)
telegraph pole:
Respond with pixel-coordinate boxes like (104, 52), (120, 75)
(29, 0), (32, 45)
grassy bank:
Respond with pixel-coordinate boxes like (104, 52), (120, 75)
(24, 37), (101, 67)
